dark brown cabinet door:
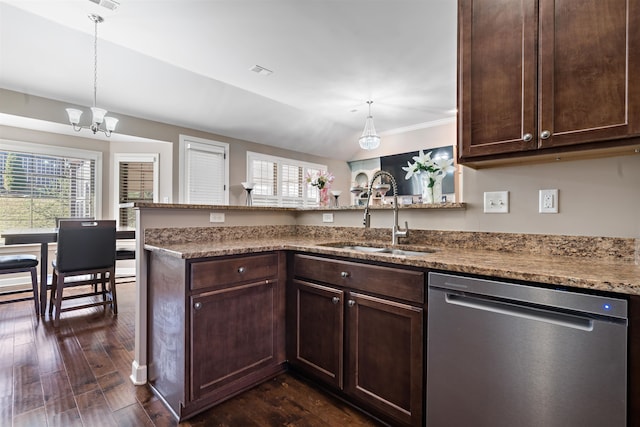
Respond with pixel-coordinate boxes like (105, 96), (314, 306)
(288, 280), (344, 389)
(458, 0), (538, 159)
(538, 0), (640, 148)
(190, 279), (278, 401)
(458, 0), (640, 161)
(345, 292), (423, 427)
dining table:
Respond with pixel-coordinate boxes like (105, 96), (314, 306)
(1, 227), (135, 315)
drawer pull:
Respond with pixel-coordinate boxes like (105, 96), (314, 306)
(194, 302), (202, 310)
(340, 271), (350, 278)
(332, 296), (340, 304)
(348, 299), (355, 307)
(238, 266), (246, 274)
(540, 130), (551, 139)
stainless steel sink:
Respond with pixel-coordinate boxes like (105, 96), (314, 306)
(320, 242), (436, 256)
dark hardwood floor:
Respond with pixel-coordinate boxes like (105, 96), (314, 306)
(0, 281), (383, 427)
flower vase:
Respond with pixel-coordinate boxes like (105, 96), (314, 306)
(421, 174), (434, 204)
(421, 174), (443, 204)
(318, 187), (330, 207)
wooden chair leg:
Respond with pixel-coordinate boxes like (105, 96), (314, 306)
(110, 270), (118, 315)
(53, 273), (64, 328)
(49, 271), (58, 316)
(30, 267), (39, 316)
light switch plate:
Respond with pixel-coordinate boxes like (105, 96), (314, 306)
(322, 213), (334, 223)
(483, 191), (509, 213)
(539, 189), (558, 213)
(209, 212), (225, 223)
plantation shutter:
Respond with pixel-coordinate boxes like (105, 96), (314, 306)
(185, 142), (226, 204)
(251, 158), (278, 206)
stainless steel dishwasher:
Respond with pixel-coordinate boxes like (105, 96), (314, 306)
(427, 272), (628, 427)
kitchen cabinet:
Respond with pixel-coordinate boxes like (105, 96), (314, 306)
(147, 251), (286, 421)
(458, 0), (640, 162)
(287, 253), (424, 427)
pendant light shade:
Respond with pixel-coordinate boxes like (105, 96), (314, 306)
(65, 14), (118, 137)
(358, 100), (381, 150)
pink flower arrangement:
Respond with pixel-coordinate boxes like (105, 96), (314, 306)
(305, 170), (334, 190)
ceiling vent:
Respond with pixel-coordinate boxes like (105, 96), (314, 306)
(88, 0), (120, 11)
(249, 65), (273, 76)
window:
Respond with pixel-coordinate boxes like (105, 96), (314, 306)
(179, 135), (229, 205)
(247, 152), (326, 207)
(0, 140), (101, 235)
(114, 153), (159, 228)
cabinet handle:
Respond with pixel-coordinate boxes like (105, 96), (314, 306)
(332, 296), (340, 304)
(540, 130), (551, 139)
(340, 271), (350, 278)
(194, 302), (202, 310)
(348, 299), (355, 307)
(238, 266), (246, 274)
(522, 133), (533, 142)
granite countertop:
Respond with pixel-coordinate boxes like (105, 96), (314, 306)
(144, 230), (640, 296)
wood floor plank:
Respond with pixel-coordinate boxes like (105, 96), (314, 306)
(13, 342), (45, 416)
(97, 370), (138, 412)
(112, 402), (155, 427)
(33, 322), (66, 374)
(75, 388), (118, 426)
(13, 406), (48, 427)
(41, 370), (74, 403)
(45, 394), (83, 427)
(57, 333), (100, 396)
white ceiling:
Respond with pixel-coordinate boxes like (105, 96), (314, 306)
(0, 0), (457, 160)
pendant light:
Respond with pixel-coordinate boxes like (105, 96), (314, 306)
(358, 100), (381, 150)
(66, 14), (118, 137)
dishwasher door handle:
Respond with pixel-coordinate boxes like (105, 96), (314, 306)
(445, 293), (594, 331)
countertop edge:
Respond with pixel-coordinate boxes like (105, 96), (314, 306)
(144, 240), (640, 296)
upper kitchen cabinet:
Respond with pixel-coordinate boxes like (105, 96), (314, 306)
(458, 0), (640, 164)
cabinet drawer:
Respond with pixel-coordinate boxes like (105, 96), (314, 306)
(190, 253), (278, 291)
(293, 254), (424, 304)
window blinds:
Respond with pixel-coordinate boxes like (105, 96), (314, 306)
(186, 142), (226, 205)
(118, 161), (154, 227)
(0, 150), (96, 232)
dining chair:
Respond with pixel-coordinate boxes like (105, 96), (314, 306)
(49, 220), (117, 327)
(0, 254), (39, 315)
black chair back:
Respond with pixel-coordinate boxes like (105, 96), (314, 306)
(56, 220), (116, 273)
(56, 217), (95, 227)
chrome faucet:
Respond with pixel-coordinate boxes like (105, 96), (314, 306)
(363, 170), (409, 245)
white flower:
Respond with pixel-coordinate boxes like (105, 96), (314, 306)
(403, 150), (454, 182)
(412, 150), (432, 167)
(402, 161), (420, 180)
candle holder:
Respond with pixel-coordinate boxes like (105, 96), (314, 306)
(241, 182), (255, 206)
(330, 190), (342, 207)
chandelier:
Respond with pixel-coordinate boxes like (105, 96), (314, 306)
(66, 14), (118, 137)
(358, 100), (381, 150)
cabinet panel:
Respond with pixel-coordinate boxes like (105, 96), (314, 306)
(539, 0), (639, 148)
(190, 253), (278, 291)
(459, 0), (538, 158)
(190, 280), (277, 401)
(293, 254), (424, 304)
(346, 292), (423, 427)
(289, 280), (344, 389)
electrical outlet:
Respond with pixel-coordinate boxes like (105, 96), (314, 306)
(483, 191), (509, 213)
(209, 212), (225, 223)
(322, 213), (334, 223)
(539, 189), (558, 213)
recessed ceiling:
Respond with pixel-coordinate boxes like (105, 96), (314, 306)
(0, 0), (457, 160)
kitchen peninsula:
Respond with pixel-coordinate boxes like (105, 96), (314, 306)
(132, 203), (640, 425)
